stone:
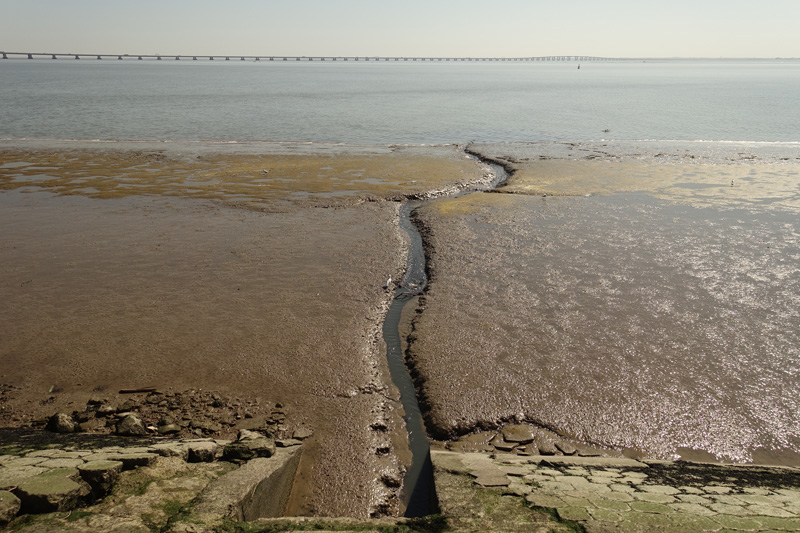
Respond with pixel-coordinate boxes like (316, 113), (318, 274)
(96, 404), (116, 416)
(0, 467), (48, 490)
(101, 452), (158, 470)
(292, 427), (313, 440)
(78, 460), (123, 496)
(187, 442), (218, 463)
(150, 442), (189, 459)
(13, 468), (89, 513)
(537, 441), (559, 455)
(491, 439), (518, 452)
(115, 413), (148, 436)
(0, 490), (21, 526)
(238, 429), (265, 441)
(78, 418), (106, 432)
(222, 438), (275, 461)
(276, 438), (303, 448)
(554, 440), (577, 455)
(119, 399), (138, 411)
(501, 424), (536, 444)
(158, 423), (181, 435)
(46, 413), (76, 433)
(191, 419), (222, 433)
(38, 458), (85, 469)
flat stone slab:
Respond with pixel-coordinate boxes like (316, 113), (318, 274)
(0, 466), (48, 491)
(432, 451), (800, 532)
(13, 468), (88, 513)
(78, 460), (124, 495)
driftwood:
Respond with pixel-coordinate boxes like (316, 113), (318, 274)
(118, 387), (158, 394)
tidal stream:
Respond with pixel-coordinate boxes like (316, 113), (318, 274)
(382, 158), (508, 517)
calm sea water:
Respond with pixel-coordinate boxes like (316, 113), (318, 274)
(1, 59), (799, 144)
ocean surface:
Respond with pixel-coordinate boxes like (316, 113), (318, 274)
(1, 58), (799, 144)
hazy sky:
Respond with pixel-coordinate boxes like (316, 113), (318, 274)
(2, 0), (798, 58)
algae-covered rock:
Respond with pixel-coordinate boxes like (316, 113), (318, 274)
(0, 490), (21, 526)
(78, 460), (123, 496)
(13, 468), (89, 513)
(187, 442), (218, 463)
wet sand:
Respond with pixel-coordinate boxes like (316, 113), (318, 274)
(409, 142), (800, 465)
(0, 141), (487, 517)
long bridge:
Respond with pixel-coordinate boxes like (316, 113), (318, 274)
(1, 51), (618, 62)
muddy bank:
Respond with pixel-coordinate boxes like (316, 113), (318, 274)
(408, 142), (800, 465)
(0, 142), (488, 518)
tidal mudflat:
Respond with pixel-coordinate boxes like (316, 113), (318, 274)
(0, 141), (487, 518)
(2, 139), (799, 520)
(409, 141), (800, 465)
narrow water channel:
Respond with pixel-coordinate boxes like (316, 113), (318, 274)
(382, 158), (508, 517)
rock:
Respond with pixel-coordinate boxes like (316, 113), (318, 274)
(0, 490), (21, 526)
(292, 427), (313, 440)
(187, 442), (218, 463)
(150, 442), (188, 459)
(537, 441), (559, 455)
(103, 453), (158, 470)
(119, 399), (139, 411)
(222, 438), (276, 461)
(96, 404), (116, 416)
(13, 468), (89, 513)
(145, 393), (162, 404)
(78, 418), (106, 432)
(501, 424), (536, 444)
(115, 414), (147, 436)
(237, 429), (265, 441)
(518, 444), (538, 455)
(78, 460), (123, 496)
(276, 439), (303, 448)
(157, 424), (181, 435)
(190, 419), (222, 433)
(38, 458), (85, 469)
(555, 440), (577, 455)
(46, 413), (76, 433)
(0, 467), (50, 491)
(489, 435), (517, 452)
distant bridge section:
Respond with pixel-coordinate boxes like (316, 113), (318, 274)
(1, 51), (620, 62)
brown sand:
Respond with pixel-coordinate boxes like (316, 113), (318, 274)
(0, 141), (486, 517)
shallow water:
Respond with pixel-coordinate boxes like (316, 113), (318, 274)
(1, 59), (799, 143)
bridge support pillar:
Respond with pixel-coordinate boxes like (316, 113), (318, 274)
(97, 55), (102, 60)
(52, 54), (57, 59)
(118, 55), (123, 60)
(138, 56), (142, 60)
(75, 55), (80, 59)
(2, 53), (7, 59)
(28, 54), (33, 59)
